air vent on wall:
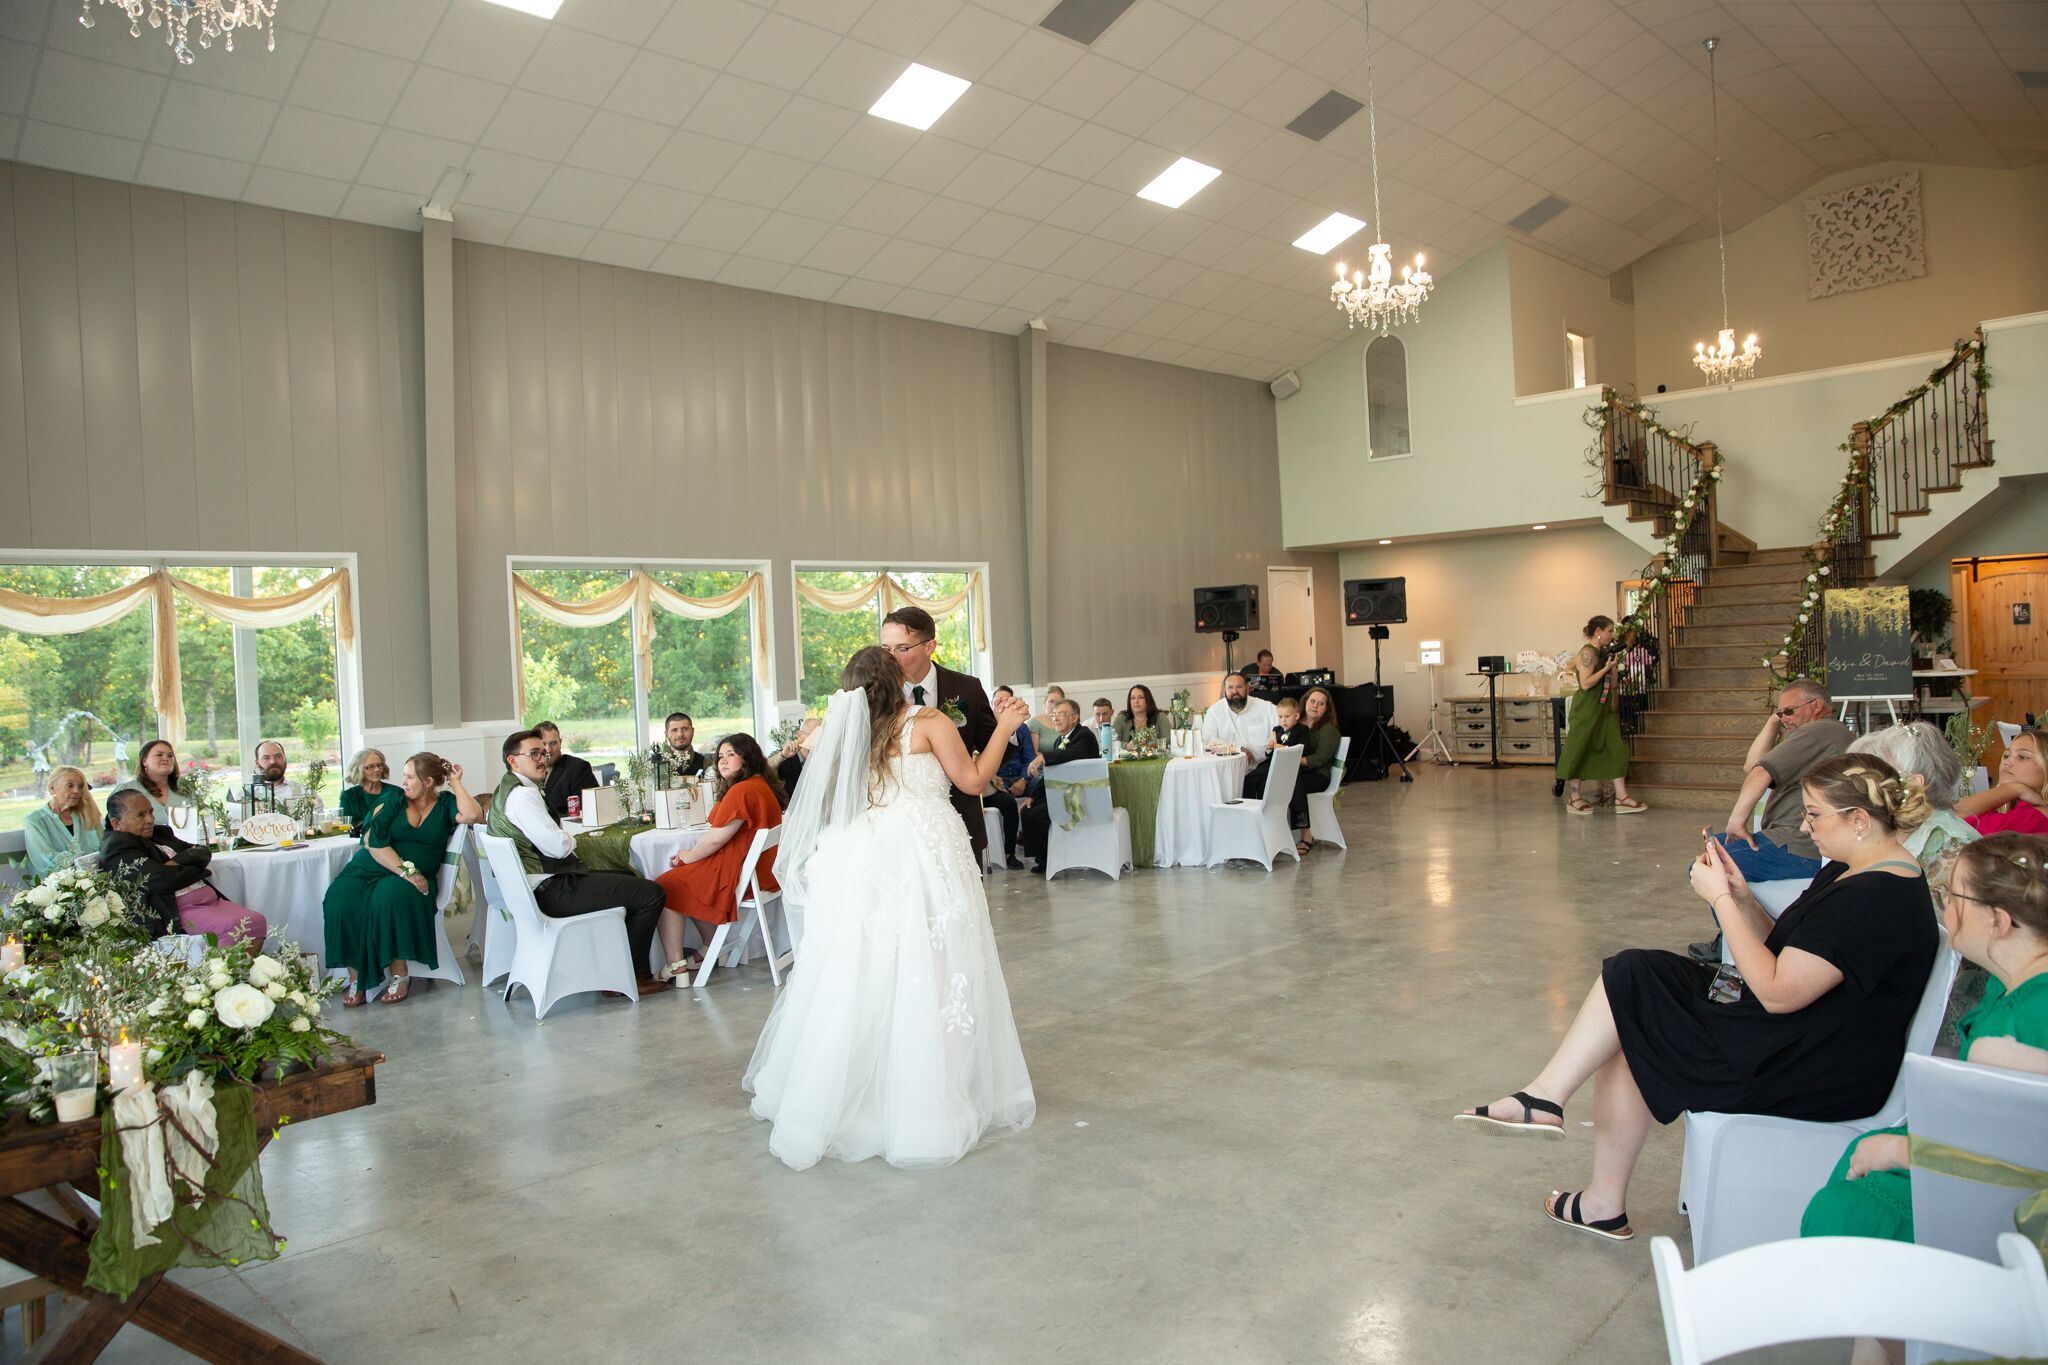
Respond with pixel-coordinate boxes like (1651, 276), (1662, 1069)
(1608, 266), (1635, 307)
(1507, 195), (1570, 233)
(2018, 70), (2048, 89)
(1039, 0), (1140, 46)
(1286, 90), (1365, 142)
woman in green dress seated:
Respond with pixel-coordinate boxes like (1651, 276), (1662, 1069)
(1801, 832), (2048, 1244)
(324, 751), (482, 1006)
(1556, 616), (1647, 814)
(339, 748), (404, 836)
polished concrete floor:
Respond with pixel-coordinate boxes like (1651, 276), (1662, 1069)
(59, 765), (1853, 1364)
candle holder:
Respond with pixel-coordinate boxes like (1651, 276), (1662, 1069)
(0, 938), (22, 975)
(49, 1048), (98, 1123)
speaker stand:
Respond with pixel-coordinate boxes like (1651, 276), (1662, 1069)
(1365, 628), (1413, 783)
(1221, 629), (1240, 675)
(1404, 663), (1453, 764)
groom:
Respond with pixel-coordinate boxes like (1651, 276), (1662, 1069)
(881, 605), (997, 860)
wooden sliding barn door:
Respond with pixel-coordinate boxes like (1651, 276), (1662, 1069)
(1955, 554), (2048, 765)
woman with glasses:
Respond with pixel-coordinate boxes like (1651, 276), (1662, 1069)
(1454, 754), (1936, 1244)
(339, 748), (403, 837)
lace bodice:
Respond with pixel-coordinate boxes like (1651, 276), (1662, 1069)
(882, 710), (956, 806)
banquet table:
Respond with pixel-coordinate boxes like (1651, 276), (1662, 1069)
(205, 836), (359, 951)
(561, 820), (788, 966)
(1107, 753), (1246, 868)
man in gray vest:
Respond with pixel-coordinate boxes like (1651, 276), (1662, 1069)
(490, 729), (668, 997)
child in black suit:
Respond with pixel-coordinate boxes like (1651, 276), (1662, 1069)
(1271, 695), (1309, 752)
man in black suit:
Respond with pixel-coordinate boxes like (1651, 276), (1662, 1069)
(535, 721), (598, 820)
(1018, 698), (1100, 872)
(881, 605), (997, 860)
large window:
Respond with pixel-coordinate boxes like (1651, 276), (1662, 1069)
(0, 560), (351, 835)
(1365, 335), (1412, 461)
(514, 563), (762, 767)
(795, 568), (980, 711)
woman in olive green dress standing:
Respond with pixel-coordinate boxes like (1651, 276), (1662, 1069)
(324, 752), (482, 1005)
(1557, 615), (1647, 815)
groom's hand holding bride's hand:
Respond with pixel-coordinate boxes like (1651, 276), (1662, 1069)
(993, 695), (1030, 732)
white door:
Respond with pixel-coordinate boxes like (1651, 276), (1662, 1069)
(1267, 567), (1315, 671)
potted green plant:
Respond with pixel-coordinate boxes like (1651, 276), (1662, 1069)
(1908, 588), (1954, 671)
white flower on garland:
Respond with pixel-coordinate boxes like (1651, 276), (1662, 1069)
(289, 1016), (311, 1033)
(213, 982), (275, 1030)
(246, 954), (285, 988)
(262, 981), (287, 1001)
(186, 1008), (207, 1028)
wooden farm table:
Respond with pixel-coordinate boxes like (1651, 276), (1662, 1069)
(0, 1048), (385, 1363)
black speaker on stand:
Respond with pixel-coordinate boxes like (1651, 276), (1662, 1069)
(1343, 577), (1411, 783)
(1193, 584), (1259, 674)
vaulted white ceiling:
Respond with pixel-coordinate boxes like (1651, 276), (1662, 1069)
(5, 0), (2045, 381)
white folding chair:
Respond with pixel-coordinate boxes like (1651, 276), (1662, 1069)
(1652, 1232), (2048, 1365)
(476, 834), (637, 1020)
(1908, 1053), (2048, 1262)
(468, 832), (517, 989)
(370, 827), (470, 998)
(1678, 927), (1959, 1262)
(1206, 745), (1302, 871)
(687, 827), (786, 989)
(983, 806), (1005, 873)
(1304, 736), (1349, 850)
(1043, 757), (1132, 882)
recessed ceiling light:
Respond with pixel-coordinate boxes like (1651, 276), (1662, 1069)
(481, 0), (564, 17)
(1136, 157), (1221, 208)
(1294, 212), (1367, 255)
(868, 63), (971, 131)
(1532, 524), (1548, 531)
(1378, 538), (1392, 545)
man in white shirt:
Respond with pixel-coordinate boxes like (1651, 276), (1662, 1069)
(1202, 671), (1281, 792)
(487, 728), (668, 996)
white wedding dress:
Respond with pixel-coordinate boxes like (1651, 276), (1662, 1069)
(743, 707), (1035, 1170)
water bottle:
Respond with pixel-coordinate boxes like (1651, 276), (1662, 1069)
(1104, 724), (1118, 761)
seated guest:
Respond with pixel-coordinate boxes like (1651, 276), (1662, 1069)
(984, 686), (1038, 871)
(100, 788), (266, 944)
(111, 738), (195, 830)
(535, 721), (598, 821)
(238, 740), (302, 817)
(655, 735), (785, 979)
(1090, 699), (1116, 747)
(1955, 724), (2048, 837)
(23, 766), (102, 878)
(1020, 699), (1100, 871)
(773, 717), (821, 795)
(1456, 754), (1937, 1243)
(1206, 671), (1280, 791)
(324, 752), (482, 1006)
(1849, 721), (1978, 882)
(1692, 679), (1852, 962)
(1116, 684), (1167, 745)
(658, 712), (712, 781)
(489, 730), (667, 996)
(1029, 685), (1066, 750)
(1800, 833), (2048, 1254)
(339, 748), (403, 837)
(1288, 688), (1345, 855)
(1271, 694), (1308, 751)
(1249, 649), (1283, 683)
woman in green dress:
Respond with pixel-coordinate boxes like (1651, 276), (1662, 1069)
(339, 748), (405, 836)
(1801, 832), (2048, 1244)
(324, 752), (482, 1006)
(1557, 615), (1647, 815)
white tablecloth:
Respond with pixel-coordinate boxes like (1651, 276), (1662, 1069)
(625, 825), (706, 879)
(1153, 754), (1247, 868)
(206, 838), (359, 951)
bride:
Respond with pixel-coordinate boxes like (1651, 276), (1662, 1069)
(743, 645), (1037, 1170)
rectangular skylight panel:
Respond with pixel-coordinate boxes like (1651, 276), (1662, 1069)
(1136, 157), (1220, 208)
(481, 0), (565, 17)
(868, 63), (972, 131)
(1294, 212), (1366, 254)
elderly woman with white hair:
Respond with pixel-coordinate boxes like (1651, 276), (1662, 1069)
(339, 748), (403, 837)
(1847, 720), (1978, 884)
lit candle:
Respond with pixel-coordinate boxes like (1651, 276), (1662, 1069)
(0, 938), (21, 975)
(108, 1030), (144, 1091)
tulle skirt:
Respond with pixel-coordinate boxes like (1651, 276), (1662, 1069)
(742, 798), (1035, 1171)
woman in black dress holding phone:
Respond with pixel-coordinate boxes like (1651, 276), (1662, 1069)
(1453, 754), (1938, 1241)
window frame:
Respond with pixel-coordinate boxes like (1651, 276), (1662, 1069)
(789, 560), (992, 703)
(1565, 329), (1590, 389)
(1362, 334), (1415, 463)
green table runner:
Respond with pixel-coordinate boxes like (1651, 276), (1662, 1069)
(574, 819), (655, 874)
(1106, 758), (1169, 870)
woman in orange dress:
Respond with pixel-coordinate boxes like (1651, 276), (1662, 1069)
(655, 734), (785, 979)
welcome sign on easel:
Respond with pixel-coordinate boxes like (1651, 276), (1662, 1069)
(1824, 585), (1913, 701)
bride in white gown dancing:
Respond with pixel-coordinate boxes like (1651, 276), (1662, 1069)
(744, 646), (1037, 1170)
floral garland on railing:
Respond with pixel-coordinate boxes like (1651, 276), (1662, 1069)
(1617, 451), (1724, 637)
(1581, 387), (1702, 493)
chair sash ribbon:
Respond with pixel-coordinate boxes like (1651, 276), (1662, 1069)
(1910, 1134), (2048, 1256)
(1049, 775), (1111, 831)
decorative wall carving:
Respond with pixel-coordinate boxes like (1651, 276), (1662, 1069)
(1805, 172), (1925, 299)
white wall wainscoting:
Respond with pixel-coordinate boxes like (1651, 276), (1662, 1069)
(360, 721), (519, 793)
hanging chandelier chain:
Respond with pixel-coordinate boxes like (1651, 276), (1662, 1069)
(1691, 35), (1760, 384)
(1364, 0), (1383, 239)
(1327, 0), (1432, 334)
(1708, 37), (1729, 333)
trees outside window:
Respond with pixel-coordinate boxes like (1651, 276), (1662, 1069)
(795, 569), (977, 711)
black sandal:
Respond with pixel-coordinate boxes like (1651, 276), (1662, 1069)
(1454, 1090), (1565, 1137)
(1544, 1190), (1633, 1241)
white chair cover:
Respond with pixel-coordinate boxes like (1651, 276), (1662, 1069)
(1907, 1053), (2048, 1262)
(1205, 745), (1302, 871)
(1306, 735), (1350, 850)
(1044, 757), (1131, 882)
(476, 834), (637, 1020)
(469, 833), (517, 989)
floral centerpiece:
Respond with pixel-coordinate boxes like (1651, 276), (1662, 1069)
(619, 749), (652, 820)
(2, 863), (151, 953)
(1945, 711), (1994, 798)
(1118, 726), (1167, 760)
(285, 757), (328, 830)
(181, 761), (235, 847)
(157, 940), (344, 1082)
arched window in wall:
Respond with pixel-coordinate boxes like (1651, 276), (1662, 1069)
(1364, 335), (1412, 461)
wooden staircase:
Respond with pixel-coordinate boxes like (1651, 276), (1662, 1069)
(1628, 547), (1811, 812)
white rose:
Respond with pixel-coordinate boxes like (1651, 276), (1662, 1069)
(207, 972), (231, 991)
(186, 1008), (207, 1028)
(304, 996), (321, 1018)
(78, 903), (109, 929)
(213, 983), (275, 1030)
(182, 984), (207, 1004)
(204, 956), (227, 975)
(147, 996), (169, 1017)
(43, 905), (62, 920)
(289, 1016), (311, 1033)
(246, 954), (285, 988)
(26, 884), (55, 907)
(263, 981), (287, 1001)
(287, 990), (307, 1008)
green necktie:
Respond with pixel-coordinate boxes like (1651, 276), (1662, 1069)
(913, 685), (927, 706)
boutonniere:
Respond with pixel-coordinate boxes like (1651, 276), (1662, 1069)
(940, 698), (966, 725)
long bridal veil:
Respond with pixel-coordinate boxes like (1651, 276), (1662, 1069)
(776, 687), (871, 912)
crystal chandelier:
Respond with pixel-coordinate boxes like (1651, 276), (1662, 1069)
(1329, 0), (1432, 334)
(1692, 37), (1760, 385)
(79, 0), (278, 65)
